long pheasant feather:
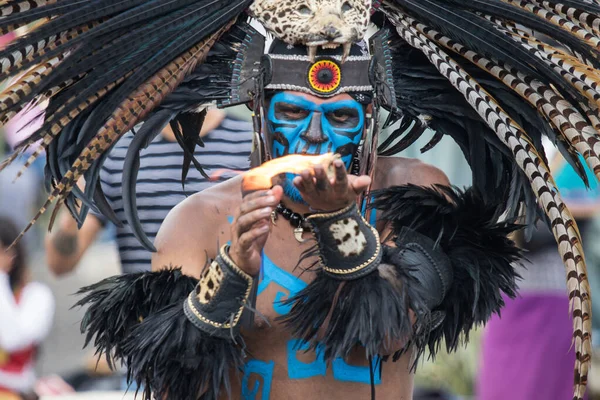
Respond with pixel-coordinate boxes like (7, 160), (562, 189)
(386, 11), (591, 399)
(0, 22), (95, 78)
(0, 53), (65, 114)
(0, 0), (52, 17)
(532, 0), (600, 37)
(501, 0), (600, 50)
(3, 75), (128, 177)
(405, 17), (600, 183)
(11, 23), (231, 243)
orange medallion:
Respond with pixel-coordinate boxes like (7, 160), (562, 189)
(308, 59), (342, 94)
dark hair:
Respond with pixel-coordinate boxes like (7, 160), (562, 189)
(0, 216), (26, 292)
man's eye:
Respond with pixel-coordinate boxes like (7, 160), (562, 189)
(328, 108), (358, 123)
(275, 104), (310, 120)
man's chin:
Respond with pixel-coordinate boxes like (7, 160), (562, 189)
(282, 178), (308, 205)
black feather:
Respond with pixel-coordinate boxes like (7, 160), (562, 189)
(280, 266), (423, 363)
(172, 110), (207, 184)
(75, 268), (197, 367)
(383, 30), (547, 227)
(122, 110), (174, 252)
(170, 117), (210, 181)
(122, 302), (245, 400)
(92, 180), (123, 227)
(444, 0), (600, 67)
(370, 184), (522, 353)
(395, 0), (591, 105)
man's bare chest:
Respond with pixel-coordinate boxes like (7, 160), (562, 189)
(228, 228), (412, 400)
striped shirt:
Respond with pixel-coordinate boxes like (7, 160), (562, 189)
(94, 116), (252, 273)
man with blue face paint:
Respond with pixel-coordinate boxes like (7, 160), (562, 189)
(149, 41), (454, 400)
(79, 36), (521, 400)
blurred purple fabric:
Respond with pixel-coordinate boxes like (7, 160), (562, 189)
(477, 293), (585, 400)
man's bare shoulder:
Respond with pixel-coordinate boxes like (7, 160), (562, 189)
(374, 156), (450, 189)
(165, 175), (242, 226)
(152, 176), (243, 274)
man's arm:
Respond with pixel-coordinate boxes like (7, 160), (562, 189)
(44, 211), (103, 276)
(151, 194), (216, 277)
(380, 157), (450, 190)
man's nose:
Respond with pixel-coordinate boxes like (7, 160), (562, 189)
(300, 115), (328, 144)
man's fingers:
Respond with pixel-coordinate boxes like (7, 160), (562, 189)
(239, 191), (278, 215)
(350, 175), (372, 195)
(236, 207), (273, 235)
(243, 189), (271, 201)
(313, 164), (331, 192)
(296, 169), (317, 195)
(237, 223), (270, 250)
(332, 159), (348, 191)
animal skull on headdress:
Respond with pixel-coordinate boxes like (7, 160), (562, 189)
(249, 0), (372, 61)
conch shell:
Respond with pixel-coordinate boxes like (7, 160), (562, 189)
(242, 153), (340, 192)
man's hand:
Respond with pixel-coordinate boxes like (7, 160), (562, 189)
(229, 185), (283, 276)
(293, 159), (371, 212)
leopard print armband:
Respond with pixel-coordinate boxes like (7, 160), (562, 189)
(306, 203), (382, 280)
(183, 245), (254, 338)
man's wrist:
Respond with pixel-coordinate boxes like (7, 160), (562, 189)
(306, 203), (382, 280)
(308, 200), (353, 213)
(183, 245), (253, 338)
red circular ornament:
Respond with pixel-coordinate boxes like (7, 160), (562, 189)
(308, 59), (342, 94)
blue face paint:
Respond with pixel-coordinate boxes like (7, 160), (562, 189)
(266, 92), (365, 202)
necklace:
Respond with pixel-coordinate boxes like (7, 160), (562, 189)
(271, 203), (311, 243)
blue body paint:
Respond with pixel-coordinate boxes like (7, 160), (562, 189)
(258, 253), (306, 315)
(239, 244), (382, 397)
(287, 340), (327, 380)
(242, 360), (275, 400)
(333, 358), (382, 385)
(230, 185), (382, 398)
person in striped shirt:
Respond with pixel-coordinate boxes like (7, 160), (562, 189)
(45, 109), (252, 275)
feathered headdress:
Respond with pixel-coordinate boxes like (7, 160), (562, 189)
(0, 1), (597, 397)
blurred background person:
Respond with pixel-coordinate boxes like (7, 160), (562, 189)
(40, 108), (251, 392)
(0, 216), (54, 400)
(0, 105), (45, 250)
(45, 108), (252, 276)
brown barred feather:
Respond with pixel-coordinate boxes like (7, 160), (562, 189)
(501, 0), (600, 49)
(0, 0), (53, 34)
(0, 150), (22, 172)
(405, 17), (600, 181)
(0, 23), (95, 78)
(533, 0), (600, 36)
(582, 103), (600, 133)
(10, 23), (232, 244)
(497, 32), (600, 108)
(515, 37), (600, 88)
(488, 21), (600, 176)
(0, 76), (76, 128)
(481, 14), (534, 37)
(486, 13), (598, 69)
(0, 0), (52, 17)
(387, 12), (591, 400)
(0, 53), (65, 115)
(0, 54), (66, 165)
(7, 75), (128, 177)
